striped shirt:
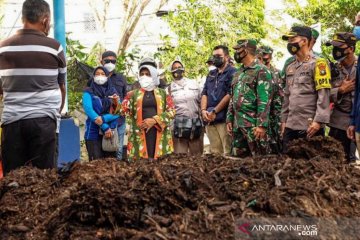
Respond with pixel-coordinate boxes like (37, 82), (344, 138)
(0, 29), (66, 125)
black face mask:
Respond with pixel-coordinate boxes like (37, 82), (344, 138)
(172, 68), (184, 80)
(213, 56), (225, 68)
(262, 57), (270, 65)
(287, 42), (301, 55)
(234, 50), (247, 63)
(332, 46), (349, 61)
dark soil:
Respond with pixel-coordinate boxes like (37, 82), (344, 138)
(1, 136), (360, 239)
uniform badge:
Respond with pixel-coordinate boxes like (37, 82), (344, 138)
(318, 62), (327, 76)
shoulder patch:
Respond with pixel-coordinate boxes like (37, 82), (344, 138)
(314, 58), (331, 90)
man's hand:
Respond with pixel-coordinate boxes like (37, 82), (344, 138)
(140, 118), (157, 132)
(226, 122), (233, 136)
(104, 129), (112, 139)
(253, 126), (266, 140)
(307, 121), (321, 138)
(202, 110), (211, 122)
(95, 116), (103, 126)
(339, 77), (355, 94)
(208, 111), (216, 122)
(347, 125), (356, 140)
(280, 123), (286, 137)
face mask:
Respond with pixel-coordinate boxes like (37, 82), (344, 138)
(171, 68), (184, 80)
(234, 50), (247, 63)
(332, 46), (349, 61)
(94, 76), (108, 85)
(287, 42), (301, 55)
(208, 65), (216, 71)
(262, 58), (270, 65)
(139, 75), (156, 91)
(213, 56), (225, 68)
(104, 63), (116, 72)
(353, 26), (360, 40)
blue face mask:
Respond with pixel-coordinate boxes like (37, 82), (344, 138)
(353, 26), (360, 40)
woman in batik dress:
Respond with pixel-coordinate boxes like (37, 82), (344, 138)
(115, 64), (175, 160)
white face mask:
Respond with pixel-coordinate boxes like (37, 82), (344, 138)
(139, 75), (156, 91)
(104, 63), (116, 72)
(94, 76), (108, 85)
(208, 65), (216, 71)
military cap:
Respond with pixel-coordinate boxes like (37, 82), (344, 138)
(282, 26), (312, 41)
(259, 45), (273, 55)
(325, 32), (357, 47)
(311, 28), (320, 40)
(233, 39), (257, 50)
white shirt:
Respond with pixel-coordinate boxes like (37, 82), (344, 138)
(168, 78), (201, 119)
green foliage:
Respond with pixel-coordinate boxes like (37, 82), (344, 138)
(284, 0), (360, 59)
(115, 48), (141, 83)
(66, 34), (101, 112)
(66, 34), (140, 111)
(159, 0), (266, 79)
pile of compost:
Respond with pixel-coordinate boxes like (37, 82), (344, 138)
(1, 136), (360, 240)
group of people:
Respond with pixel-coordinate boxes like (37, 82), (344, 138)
(1, 0), (360, 176)
(203, 22), (360, 163)
(86, 14), (360, 164)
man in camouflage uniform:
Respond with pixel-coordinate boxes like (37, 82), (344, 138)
(326, 33), (357, 162)
(281, 26), (331, 152)
(259, 46), (283, 153)
(226, 39), (273, 157)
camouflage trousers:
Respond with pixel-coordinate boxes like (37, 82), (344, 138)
(268, 117), (282, 154)
(231, 127), (270, 157)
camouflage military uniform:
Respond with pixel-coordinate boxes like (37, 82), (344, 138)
(268, 65), (283, 153)
(226, 59), (273, 157)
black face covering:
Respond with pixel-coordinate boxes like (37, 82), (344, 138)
(332, 46), (349, 61)
(213, 56), (225, 68)
(172, 68), (184, 79)
(234, 50), (247, 63)
(287, 42), (301, 55)
(262, 57), (270, 65)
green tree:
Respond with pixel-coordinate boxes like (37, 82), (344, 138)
(158, 0), (266, 79)
(66, 34), (140, 111)
(284, 0), (360, 57)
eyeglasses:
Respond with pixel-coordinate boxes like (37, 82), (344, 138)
(103, 59), (116, 64)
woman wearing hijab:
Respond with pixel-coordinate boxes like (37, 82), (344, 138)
(83, 66), (119, 160)
(115, 64), (175, 160)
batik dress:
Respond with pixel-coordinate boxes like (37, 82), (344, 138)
(115, 88), (175, 160)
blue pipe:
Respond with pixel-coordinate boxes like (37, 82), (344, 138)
(53, 0), (68, 113)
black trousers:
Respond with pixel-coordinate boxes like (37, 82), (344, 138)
(1, 117), (57, 176)
(283, 127), (325, 153)
(85, 139), (116, 161)
(329, 127), (356, 162)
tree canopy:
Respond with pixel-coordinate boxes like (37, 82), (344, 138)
(284, 0), (360, 57)
(158, 0), (266, 79)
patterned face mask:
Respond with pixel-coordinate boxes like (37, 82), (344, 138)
(287, 42), (301, 55)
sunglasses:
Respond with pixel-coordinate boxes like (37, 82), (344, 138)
(103, 59), (116, 64)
